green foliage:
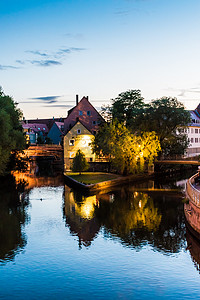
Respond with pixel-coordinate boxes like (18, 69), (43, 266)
(111, 89), (146, 127)
(0, 87), (26, 175)
(72, 149), (89, 174)
(92, 122), (161, 175)
(139, 97), (191, 156)
(102, 91), (191, 157)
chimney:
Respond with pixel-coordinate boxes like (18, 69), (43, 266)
(76, 94), (79, 106)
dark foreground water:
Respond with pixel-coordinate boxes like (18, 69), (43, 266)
(1, 171), (200, 299)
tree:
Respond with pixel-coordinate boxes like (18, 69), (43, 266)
(102, 91), (191, 157)
(0, 87), (26, 175)
(72, 149), (89, 174)
(92, 121), (161, 175)
(140, 97), (191, 157)
(110, 90), (146, 127)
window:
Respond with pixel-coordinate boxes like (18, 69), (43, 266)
(191, 128), (193, 133)
(87, 111), (91, 116)
(92, 120), (96, 125)
(191, 138), (194, 143)
(77, 129), (81, 134)
(79, 111), (83, 116)
(93, 130), (96, 135)
(90, 158), (93, 162)
(38, 127), (40, 130)
(195, 138), (198, 143)
(188, 128), (190, 133)
(43, 128), (45, 130)
(195, 129), (198, 133)
(69, 139), (75, 146)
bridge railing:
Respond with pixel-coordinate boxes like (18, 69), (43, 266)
(186, 173), (200, 207)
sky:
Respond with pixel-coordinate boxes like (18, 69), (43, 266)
(1, 0), (200, 119)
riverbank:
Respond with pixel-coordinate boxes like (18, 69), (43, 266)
(64, 171), (154, 193)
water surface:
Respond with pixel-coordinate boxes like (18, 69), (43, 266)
(0, 171), (200, 299)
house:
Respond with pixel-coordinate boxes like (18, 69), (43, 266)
(47, 122), (64, 145)
(22, 123), (49, 144)
(186, 110), (200, 157)
(64, 120), (96, 170)
(64, 95), (104, 135)
(63, 95), (105, 170)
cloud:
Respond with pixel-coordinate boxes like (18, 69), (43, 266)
(42, 104), (72, 108)
(26, 50), (49, 57)
(29, 95), (61, 102)
(30, 60), (62, 67)
(166, 87), (200, 98)
(0, 64), (19, 70)
(16, 60), (25, 65)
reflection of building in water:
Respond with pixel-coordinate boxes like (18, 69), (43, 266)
(14, 172), (64, 191)
(186, 228), (200, 273)
(64, 186), (100, 248)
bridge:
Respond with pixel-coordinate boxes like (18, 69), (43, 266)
(155, 160), (200, 166)
(23, 145), (64, 174)
(185, 173), (200, 239)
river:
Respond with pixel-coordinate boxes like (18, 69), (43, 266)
(0, 170), (200, 299)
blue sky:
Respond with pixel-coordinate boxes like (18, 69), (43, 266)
(1, 0), (200, 119)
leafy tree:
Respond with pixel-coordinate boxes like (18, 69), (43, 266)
(0, 87), (26, 175)
(92, 121), (161, 175)
(110, 89), (146, 127)
(72, 149), (89, 174)
(140, 97), (191, 157)
(102, 91), (191, 157)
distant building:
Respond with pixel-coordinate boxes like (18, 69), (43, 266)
(47, 122), (64, 145)
(22, 123), (49, 144)
(186, 110), (200, 157)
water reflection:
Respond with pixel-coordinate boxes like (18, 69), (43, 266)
(64, 186), (100, 248)
(64, 184), (186, 253)
(186, 228), (200, 273)
(0, 176), (28, 264)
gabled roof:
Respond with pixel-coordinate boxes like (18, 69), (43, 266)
(67, 96), (104, 121)
(65, 119), (94, 136)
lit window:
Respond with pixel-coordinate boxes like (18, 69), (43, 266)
(43, 128), (45, 130)
(77, 129), (81, 134)
(87, 111), (91, 116)
(38, 127), (40, 130)
(79, 111), (83, 116)
(69, 139), (75, 146)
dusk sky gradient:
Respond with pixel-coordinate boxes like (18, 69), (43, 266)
(1, 0), (200, 119)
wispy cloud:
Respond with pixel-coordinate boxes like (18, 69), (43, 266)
(26, 50), (49, 57)
(0, 64), (19, 70)
(42, 104), (72, 108)
(1, 44), (86, 71)
(166, 87), (200, 98)
(30, 60), (62, 67)
(29, 95), (61, 103)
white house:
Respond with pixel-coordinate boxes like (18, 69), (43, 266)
(186, 110), (200, 157)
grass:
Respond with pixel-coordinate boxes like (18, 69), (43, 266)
(66, 172), (120, 184)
